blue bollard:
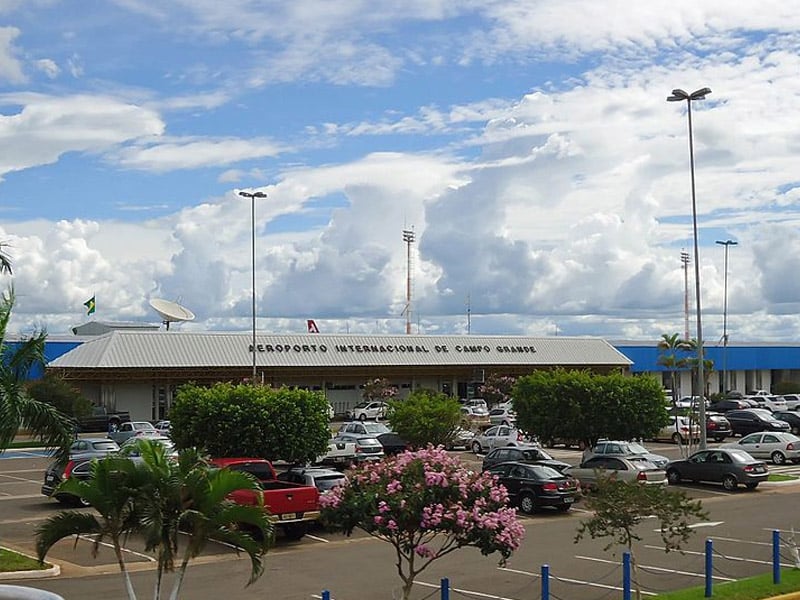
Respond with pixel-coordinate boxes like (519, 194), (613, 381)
(441, 577), (449, 600)
(773, 529), (781, 584)
(321, 591), (330, 600)
(705, 539), (713, 598)
(541, 564), (550, 600)
(623, 551), (631, 600)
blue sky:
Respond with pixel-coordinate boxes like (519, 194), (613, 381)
(3, 1), (800, 342)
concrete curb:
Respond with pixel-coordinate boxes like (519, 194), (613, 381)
(0, 548), (60, 581)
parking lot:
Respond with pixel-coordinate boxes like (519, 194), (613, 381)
(3, 443), (800, 599)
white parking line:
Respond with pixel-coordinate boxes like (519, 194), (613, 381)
(497, 566), (657, 596)
(416, 579), (518, 599)
(76, 535), (156, 562)
(643, 544), (794, 568)
(304, 533), (330, 543)
(575, 554), (735, 581)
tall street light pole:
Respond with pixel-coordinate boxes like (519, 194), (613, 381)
(716, 239), (738, 395)
(668, 86), (711, 449)
(238, 190), (268, 384)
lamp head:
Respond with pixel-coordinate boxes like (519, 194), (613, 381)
(667, 88), (689, 102)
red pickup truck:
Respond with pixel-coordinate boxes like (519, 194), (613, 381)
(209, 458), (320, 540)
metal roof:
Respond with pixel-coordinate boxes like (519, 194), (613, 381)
(48, 331), (631, 369)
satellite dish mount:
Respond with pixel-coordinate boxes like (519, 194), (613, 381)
(149, 298), (196, 330)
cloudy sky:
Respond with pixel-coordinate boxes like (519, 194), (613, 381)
(1, 1), (800, 343)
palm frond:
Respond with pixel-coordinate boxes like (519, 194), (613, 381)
(36, 511), (101, 562)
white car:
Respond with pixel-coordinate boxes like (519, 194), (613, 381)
(722, 431), (800, 465)
(779, 394), (800, 410)
(317, 438), (359, 467)
(654, 415), (701, 444)
(349, 401), (389, 421)
(488, 407), (516, 426)
(752, 395), (788, 412)
(470, 425), (528, 454)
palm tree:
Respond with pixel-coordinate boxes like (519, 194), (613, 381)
(656, 333), (691, 404)
(36, 442), (272, 600)
(0, 241), (11, 275)
(36, 456), (147, 600)
(0, 286), (74, 463)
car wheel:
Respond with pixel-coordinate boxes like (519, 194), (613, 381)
(745, 482), (759, 490)
(793, 426), (800, 436)
(666, 469), (681, 485)
(722, 475), (738, 491)
(518, 493), (536, 514)
(671, 432), (683, 444)
(714, 436), (726, 442)
(557, 504), (571, 512)
(282, 523), (307, 541)
(358, 413), (367, 422)
(771, 451), (787, 465)
(471, 441), (483, 454)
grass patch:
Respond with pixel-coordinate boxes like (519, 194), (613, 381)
(0, 548), (49, 572)
(653, 568), (800, 599)
(768, 473), (798, 482)
(5, 440), (49, 449)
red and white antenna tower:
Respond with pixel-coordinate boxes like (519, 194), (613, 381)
(402, 228), (415, 334)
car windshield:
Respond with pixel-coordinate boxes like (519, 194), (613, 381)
(628, 457), (658, 470)
(727, 449), (755, 463)
(626, 442), (648, 454)
(528, 464), (562, 479)
(362, 423), (390, 434)
(133, 422), (156, 431)
(90, 441), (119, 452)
(315, 475), (347, 491)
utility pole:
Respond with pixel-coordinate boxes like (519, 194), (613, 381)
(681, 249), (690, 341)
(402, 228), (415, 335)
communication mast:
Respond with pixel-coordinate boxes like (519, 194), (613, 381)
(402, 228), (415, 335)
(681, 249), (691, 340)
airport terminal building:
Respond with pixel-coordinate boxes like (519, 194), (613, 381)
(46, 329), (631, 421)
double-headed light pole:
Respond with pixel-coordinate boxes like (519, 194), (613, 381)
(716, 239), (737, 394)
(238, 189), (268, 383)
(668, 87), (711, 449)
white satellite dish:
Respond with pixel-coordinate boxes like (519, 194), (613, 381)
(149, 298), (195, 330)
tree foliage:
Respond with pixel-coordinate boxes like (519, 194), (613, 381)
(169, 383), (331, 463)
(513, 369), (670, 448)
(26, 372), (92, 419)
(479, 373), (517, 406)
(36, 440), (272, 600)
(362, 377), (398, 402)
(575, 477), (708, 600)
(0, 286), (74, 463)
(321, 446), (524, 600)
(387, 389), (461, 448)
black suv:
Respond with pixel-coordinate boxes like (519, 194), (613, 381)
(725, 409), (791, 436)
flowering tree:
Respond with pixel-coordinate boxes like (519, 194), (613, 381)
(321, 446), (524, 600)
(362, 377), (398, 402)
(479, 373), (517, 406)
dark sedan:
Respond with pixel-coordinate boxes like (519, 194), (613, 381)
(486, 461), (579, 513)
(481, 445), (571, 473)
(772, 411), (800, 436)
(725, 409), (791, 436)
(666, 448), (769, 491)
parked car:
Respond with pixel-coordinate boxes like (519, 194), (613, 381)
(485, 462), (579, 513)
(705, 413), (733, 442)
(75, 406), (131, 433)
(675, 396), (708, 409)
(41, 457), (94, 506)
(707, 399), (751, 413)
(654, 416), (701, 444)
(460, 406), (491, 430)
(583, 440), (669, 468)
(724, 409), (792, 436)
(445, 427), (475, 450)
(488, 407), (516, 426)
(277, 467), (348, 496)
(68, 438), (120, 457)
(461, 398), (489, 415)
(317, 438), (358, 467)
(772, 411), (800, 436)
(154, 420), (172, 435)
(565, 456), (667, 490)
(331, 433), (385, 462)
(470, 425), (528, 454)
(481, 444), (571, 473)
(119, 435), (177, 461)
(722, 431), (800, 465)
(751, 395), (788, 412)
(779, 395), (800, 411)
(665, 448), (769, 491)
(337, 421), (408, 455)
(107, 421), (160, 444)
(348, 401), (389, 421)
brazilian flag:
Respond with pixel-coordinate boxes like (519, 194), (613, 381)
(84, 296), (96, 316)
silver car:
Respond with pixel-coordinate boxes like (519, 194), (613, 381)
(566, 455), (668, 490)
(722, 431), (800, 465)
(332, 433), (385, 462)
(470, 425), (528, 454)
(583, 440), (669, 469)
